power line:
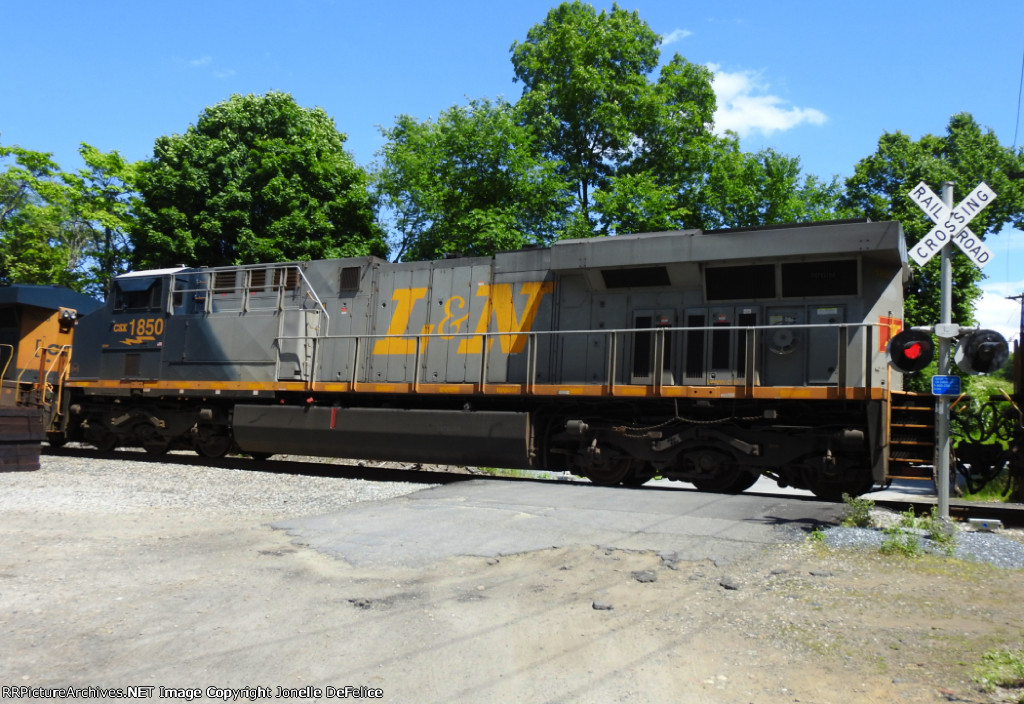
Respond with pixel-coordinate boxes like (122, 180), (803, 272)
(1016, 45), (1024, 149)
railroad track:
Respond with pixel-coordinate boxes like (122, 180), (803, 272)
(871, 496), (1024, 528)
(41, 445), (1024, 527)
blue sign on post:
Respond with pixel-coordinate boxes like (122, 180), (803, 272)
(931, 375), (962, 396)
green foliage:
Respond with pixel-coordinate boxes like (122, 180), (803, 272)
(842, 114), (1024, 327)
(918, 506), (956, 555)
(596, 54), (719, 232)
(375, 99), (572, 261)
(61, 143), (138, 293)
(840, 493), (875, 528)
(368, 0), (833, 250)
(880, 518), (923, 557)
(993, 350), (1015, 383)
(973, 647), (1024, 700)
(0, 143), (79, 288)
(132, 91), (385, 269)
(880, 507), (956, 557)
(694, 145), (843, 230)
(511, 1), (660, 232)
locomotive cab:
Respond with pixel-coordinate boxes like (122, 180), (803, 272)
(0, 284), (97, 409)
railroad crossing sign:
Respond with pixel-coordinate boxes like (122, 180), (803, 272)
(907, 181), (996, 268)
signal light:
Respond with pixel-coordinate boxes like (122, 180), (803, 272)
(954, 329), (1009, 375)
(887, 329), (935, 373)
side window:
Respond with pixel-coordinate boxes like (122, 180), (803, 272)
(172, 276), (191, 314)
(114, 278), (163, 312)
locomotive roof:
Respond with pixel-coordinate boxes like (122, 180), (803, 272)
(117, 267), (190, 278)
(548, 219), (906, 271)
(109, 220), (906, 280)
(0, 284), (101, 315)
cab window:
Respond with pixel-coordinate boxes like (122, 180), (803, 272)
(113, 278), (162, 312)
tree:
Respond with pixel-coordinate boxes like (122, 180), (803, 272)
(511, 1), (660, 234)
(62, 144), (138, 293)
(131, 91), (386, 269)
(0, 144), (78, 287)
(593, 55), (717, 233)
(843, 113), (1024, 327)
(511, 4), (835, 237)
(696, 145), (843, 229)
(376, 98), (572, 261)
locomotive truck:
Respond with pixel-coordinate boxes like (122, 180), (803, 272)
(3, 219), (937, 499)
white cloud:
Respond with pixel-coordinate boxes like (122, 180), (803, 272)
(660, 28), (692, 47)
(707, 63), (826, 138)
(181, 56), (235, 80)
(976, 281), (1024, 344)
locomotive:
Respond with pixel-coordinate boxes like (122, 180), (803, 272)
(2, 219), (927, 499)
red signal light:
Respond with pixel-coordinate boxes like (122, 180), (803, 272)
(886, 329), (934, 373)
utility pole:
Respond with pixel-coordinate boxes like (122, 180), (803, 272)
(1008, 293), (1023, 393)
(1007, 294), (1024, 342)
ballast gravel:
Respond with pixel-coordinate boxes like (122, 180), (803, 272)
(4, 451), (436, 518)
(823, 517), (1024, 569)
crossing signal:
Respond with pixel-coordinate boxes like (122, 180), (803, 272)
(954, 329), (1009, 375)
(887, 329), (935, 373)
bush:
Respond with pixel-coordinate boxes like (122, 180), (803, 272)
(840, 493), (875, 528)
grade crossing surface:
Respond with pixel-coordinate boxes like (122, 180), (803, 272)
(274, 478), (847, 568)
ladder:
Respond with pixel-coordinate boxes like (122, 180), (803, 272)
(886, 391), (935, 481)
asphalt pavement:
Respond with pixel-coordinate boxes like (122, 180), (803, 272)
(275, 478), (851, 568)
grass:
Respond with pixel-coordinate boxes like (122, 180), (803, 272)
(840, 493), (875, 527)
(834, 496), (957, 558)
(973, 647), (1024, 702)
(879, 507), (956, 557)
(961, 467), (1016, 502)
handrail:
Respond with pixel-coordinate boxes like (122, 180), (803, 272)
(0, 344), (12, 381)
(275, 320), (887, 393)
(174, 263), (331, 333)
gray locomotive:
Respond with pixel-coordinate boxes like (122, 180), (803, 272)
(50, 219), (915, 499)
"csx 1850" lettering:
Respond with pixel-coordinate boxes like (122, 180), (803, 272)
(112, 317), (164, 344)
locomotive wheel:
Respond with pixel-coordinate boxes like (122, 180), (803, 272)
(92, 432), (118, 453)
(691, 465), (758, 494)
(620, 471), (652, 488)
(618, 462), (658, 488)
(195, 429), (233, 458)
(142, 439), (170, 455)
(582, 457), (633, 486)
(137, 425), (169, 455)
(801, 468), (873, 502)
(681, 448), (755, 494)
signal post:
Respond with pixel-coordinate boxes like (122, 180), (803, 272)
(901, 181), (1004, 520)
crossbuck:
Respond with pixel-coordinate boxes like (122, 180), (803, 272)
(906, 181), (996, 268)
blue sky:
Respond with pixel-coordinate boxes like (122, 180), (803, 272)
(3, 0), (1023, 340)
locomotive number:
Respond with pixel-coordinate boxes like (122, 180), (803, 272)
(112, 317), (165, 344)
